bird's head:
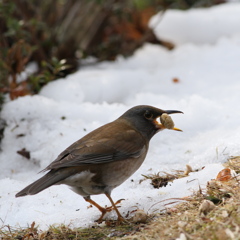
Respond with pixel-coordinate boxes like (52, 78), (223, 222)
(119, 105), (183, 139)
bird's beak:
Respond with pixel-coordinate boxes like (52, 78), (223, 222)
(165, 110), (183, 131)
(155, 110), (183, 132)
(165, 110), (183, 115)
(172, 127), (183, 131)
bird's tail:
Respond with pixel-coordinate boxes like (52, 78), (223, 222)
(15, 169), (72, 197)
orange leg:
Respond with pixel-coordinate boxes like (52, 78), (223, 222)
(84, 196), (125, 223)
(105, 193), (125, 223)
(84, 197), (111, 222)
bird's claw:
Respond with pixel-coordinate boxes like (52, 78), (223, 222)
(104, 198), (125, 212)
(95, 199), (125, 223)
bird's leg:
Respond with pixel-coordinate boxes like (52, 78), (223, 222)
(105, 193), (125, 223)
(84, 197), (125, 222)
(105, 198), (125, 212)
(84, 197), (111, 222)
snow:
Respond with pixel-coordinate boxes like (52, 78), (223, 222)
(150, 2), (240, 45)
(1, 2), (240, 230)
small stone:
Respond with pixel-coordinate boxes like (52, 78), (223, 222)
(199, 200), (216, 215)
(222, 210), (228, 218)
(132, 209), (148, 223)
(178, 221), (187, 228)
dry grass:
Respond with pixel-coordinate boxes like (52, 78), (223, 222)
(122, 156), (240, 240)
(0, 221), (144, 240)
(140, 164), (204, 188)
(1, 157), (240, 240)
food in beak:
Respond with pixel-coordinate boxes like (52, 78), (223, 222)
(160, 113), (182, 131)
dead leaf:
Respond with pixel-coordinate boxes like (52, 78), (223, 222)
(216, 168), (232, 182)
(172, 77), (180, 83)
(9, 81), (32, 100)
(17, 148), (31, 159)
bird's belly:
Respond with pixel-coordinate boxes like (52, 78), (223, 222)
(61, 170), (101, 196)
(61, 148), (147, 196)
(99, 153), (147, 189)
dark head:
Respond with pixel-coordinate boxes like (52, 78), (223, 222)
(119, 105), (183, 140)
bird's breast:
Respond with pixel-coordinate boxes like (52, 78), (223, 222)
(95, 146), (148, 189)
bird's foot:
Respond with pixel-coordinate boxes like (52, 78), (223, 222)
(116, 216), (128, 225)
(104, 198), (125, 212)
(102, 216), (128, 227)
(95, 199), (125, 223)
(95, 210), (108, 223)
(115, 198), (125, 205)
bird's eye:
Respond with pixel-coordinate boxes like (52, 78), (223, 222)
(144, 111), (153, 119)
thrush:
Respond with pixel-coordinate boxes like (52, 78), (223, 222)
(16, 105), (182, 223)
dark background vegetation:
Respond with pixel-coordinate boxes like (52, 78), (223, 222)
(0, 0), (225, 106)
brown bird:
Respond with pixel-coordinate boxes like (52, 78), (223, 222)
(16, 105), (182, 223)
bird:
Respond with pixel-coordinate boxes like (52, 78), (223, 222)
(16, 105), (183, 223)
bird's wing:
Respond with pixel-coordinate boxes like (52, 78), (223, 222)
(43, 121), (147, 171)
